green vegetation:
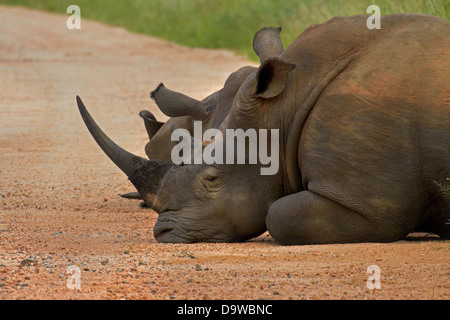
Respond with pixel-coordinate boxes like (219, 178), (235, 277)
(1, 0), (448, 60)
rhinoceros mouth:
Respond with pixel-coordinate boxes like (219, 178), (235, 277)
(153, 211), (179, 242)
(153, 225), (174, 242)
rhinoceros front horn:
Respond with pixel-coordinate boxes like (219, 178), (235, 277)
(76, 96), (149, 176)
(77, 96), (174, 206)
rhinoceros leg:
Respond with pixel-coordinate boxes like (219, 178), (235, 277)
(266, 191), (402, 245)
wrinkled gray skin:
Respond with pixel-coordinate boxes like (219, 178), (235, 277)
(78, 15), (449, 244)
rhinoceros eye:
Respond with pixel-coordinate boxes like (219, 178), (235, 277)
(200, 167), (223, 191)
(205, 175), (217, 182)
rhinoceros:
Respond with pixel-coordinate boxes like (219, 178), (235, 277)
(77, 14), (449, 244)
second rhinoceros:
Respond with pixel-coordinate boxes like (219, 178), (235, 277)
(78, 14), (449, 244)
(138, 27), (285, 161)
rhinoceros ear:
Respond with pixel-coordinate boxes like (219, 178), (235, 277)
(253, 27), (284, 63)
(254, 57), (295, 99)
(150, 83), (206, 120)
(139, 110), (164, 140)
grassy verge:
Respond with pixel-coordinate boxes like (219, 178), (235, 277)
(0, 0), (448, 60)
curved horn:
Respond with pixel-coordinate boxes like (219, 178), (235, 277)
(150, 83), (206, 120)
(77, 96), (148, 176)
(139, 110), (164, 140)
(253, 27), (284, 63)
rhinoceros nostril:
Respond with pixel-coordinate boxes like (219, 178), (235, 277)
(153, 225), (173, 242)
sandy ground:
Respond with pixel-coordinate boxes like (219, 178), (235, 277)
(0, 6), (448, 300)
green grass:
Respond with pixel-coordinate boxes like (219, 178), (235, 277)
(1, 0), (448, 60)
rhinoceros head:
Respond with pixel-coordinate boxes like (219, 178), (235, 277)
(77, 94), (273, 243)
(147, 57), (295, 243)
(78, 27), (296, 243)
(151, 163), (276, 242)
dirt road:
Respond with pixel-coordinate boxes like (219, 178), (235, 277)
(0, 6), (448, 300)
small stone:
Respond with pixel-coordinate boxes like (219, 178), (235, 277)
(20, 258), (34, 267)
(181, 251), (196, 259)
(195, 264), (202, 271)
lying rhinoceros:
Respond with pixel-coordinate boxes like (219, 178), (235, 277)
(78, 14), (449, 244)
